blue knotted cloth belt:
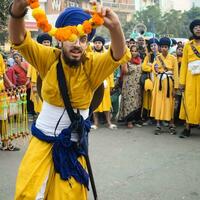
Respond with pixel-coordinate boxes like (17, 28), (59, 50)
(31, 116), (91, 189)
(157, 72), (174, 98)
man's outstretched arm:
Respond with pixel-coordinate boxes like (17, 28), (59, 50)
(94, 5), (126, 61)
(8, 0), (29, 45)
(86, 3), (127, 61)
(105, 9), (126, 61)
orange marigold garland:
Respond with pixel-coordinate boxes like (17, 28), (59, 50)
(28, 0), (104, 42)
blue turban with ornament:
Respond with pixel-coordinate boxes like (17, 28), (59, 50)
(159, 37), (171, 47)
(55, 7), (96, 41)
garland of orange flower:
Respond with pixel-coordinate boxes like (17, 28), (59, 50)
(27, 0), (104, 42)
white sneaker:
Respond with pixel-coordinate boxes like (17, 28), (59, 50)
(135, 123), (142, 128)
(91, 125), (98, 130)
(108, 124), (117, 129)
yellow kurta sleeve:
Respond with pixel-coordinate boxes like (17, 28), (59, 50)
(0, 54), (5, 76)
(172, 56), (179, 89)
(90, 47), (131, 90)
(179, 43), (189, 85)
(12, 31), (60, 78)
(142, 55), (152, 72)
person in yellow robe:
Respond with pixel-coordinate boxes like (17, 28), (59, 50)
(9, 2), (131, 200)
(27, 65), (42, 114)
(179, 19), (200, 138)
(150, 37), (179, 135)
(27, 33), (53, 115)
(91, 36), (116, 129)
(141, 38), (159, 125)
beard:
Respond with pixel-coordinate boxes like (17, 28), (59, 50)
(62, 48), (84, 68)
(94, 46), (103, 52)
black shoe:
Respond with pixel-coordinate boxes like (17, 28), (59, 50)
(154, 126), (161, 135)
(179, 129), (191, 138)
(169, 126), (176, 135)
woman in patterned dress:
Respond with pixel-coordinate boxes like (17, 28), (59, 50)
(118, 45), (142, 128)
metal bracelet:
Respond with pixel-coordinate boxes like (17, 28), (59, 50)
(9, 2), (28, 19)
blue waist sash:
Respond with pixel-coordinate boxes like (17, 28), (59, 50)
(157, 72), (174, 98)
(31, 117), (91, 189)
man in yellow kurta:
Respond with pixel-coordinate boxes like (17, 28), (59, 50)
(150, 37), (179, 135)
(9, 1), (131, 200)
(91, 36), (116, 129)
(179, 19), (200, 138)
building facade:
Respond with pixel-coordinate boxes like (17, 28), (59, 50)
(25, 0), (86, 32)
(135, 0), (157, 11)
(101, 0), (135, 22)
(25, 0), (136, 35)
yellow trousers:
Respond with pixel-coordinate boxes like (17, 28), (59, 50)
(15, 137), (87, 200)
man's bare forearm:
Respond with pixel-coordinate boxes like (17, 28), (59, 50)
(8, 1), (29, 45)
(102, 7), (126, 61)
(109, 24), (126, 61)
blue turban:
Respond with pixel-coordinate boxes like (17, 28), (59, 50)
(55, 7), (96, 41)
(148, 38), (159, 46)
(189, 19), (200, 33)
(159, 37), (171, 47)
(171, 38), (177, 45)
(93, 36), (105, 45)
(147, 38), (159, 52)
(37, 33), (52, 44)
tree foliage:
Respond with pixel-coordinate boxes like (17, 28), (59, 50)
(122, 5), (200, 39)
(0, 0), (11, 45)
(0, 0), (10, 30)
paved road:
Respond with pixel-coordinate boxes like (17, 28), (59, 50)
(0, 125), (200, 200)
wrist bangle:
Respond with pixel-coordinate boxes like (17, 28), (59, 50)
(9, 2), (28, 19)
